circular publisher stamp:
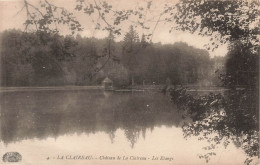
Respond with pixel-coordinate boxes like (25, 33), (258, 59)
(2, 152), (22, 162)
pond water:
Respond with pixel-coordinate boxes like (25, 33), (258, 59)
(0, 89), (257, 165)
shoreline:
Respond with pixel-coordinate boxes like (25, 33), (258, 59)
(0, 85), (228, 93)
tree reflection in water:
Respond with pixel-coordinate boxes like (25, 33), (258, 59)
(0, 90), (182, 148)
(169, 87), (259, 164)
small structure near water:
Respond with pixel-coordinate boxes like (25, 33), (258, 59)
(102, 77), (113, 90)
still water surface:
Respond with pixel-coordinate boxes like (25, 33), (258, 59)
(0, 89), (256, 165)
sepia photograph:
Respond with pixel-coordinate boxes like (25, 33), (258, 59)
(0, 0), (259, 164)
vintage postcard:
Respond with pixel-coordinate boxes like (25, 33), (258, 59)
(0, 0), (259, 164)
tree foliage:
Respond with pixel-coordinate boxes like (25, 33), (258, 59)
(173, 0), (259, 51)
(168, 0), (259, 164)
(0, 30), (212, 87)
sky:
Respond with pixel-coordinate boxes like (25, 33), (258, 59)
(0, 0), (228, 57)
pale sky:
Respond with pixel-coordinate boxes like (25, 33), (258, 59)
(0, 0), (228, 57)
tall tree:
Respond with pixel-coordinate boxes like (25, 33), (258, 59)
(169, 0), (259, 163)
(122, 25), (140, 85)
(173, 0), (259, 89)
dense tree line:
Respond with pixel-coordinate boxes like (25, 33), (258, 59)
(0, 29), (213, 87)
